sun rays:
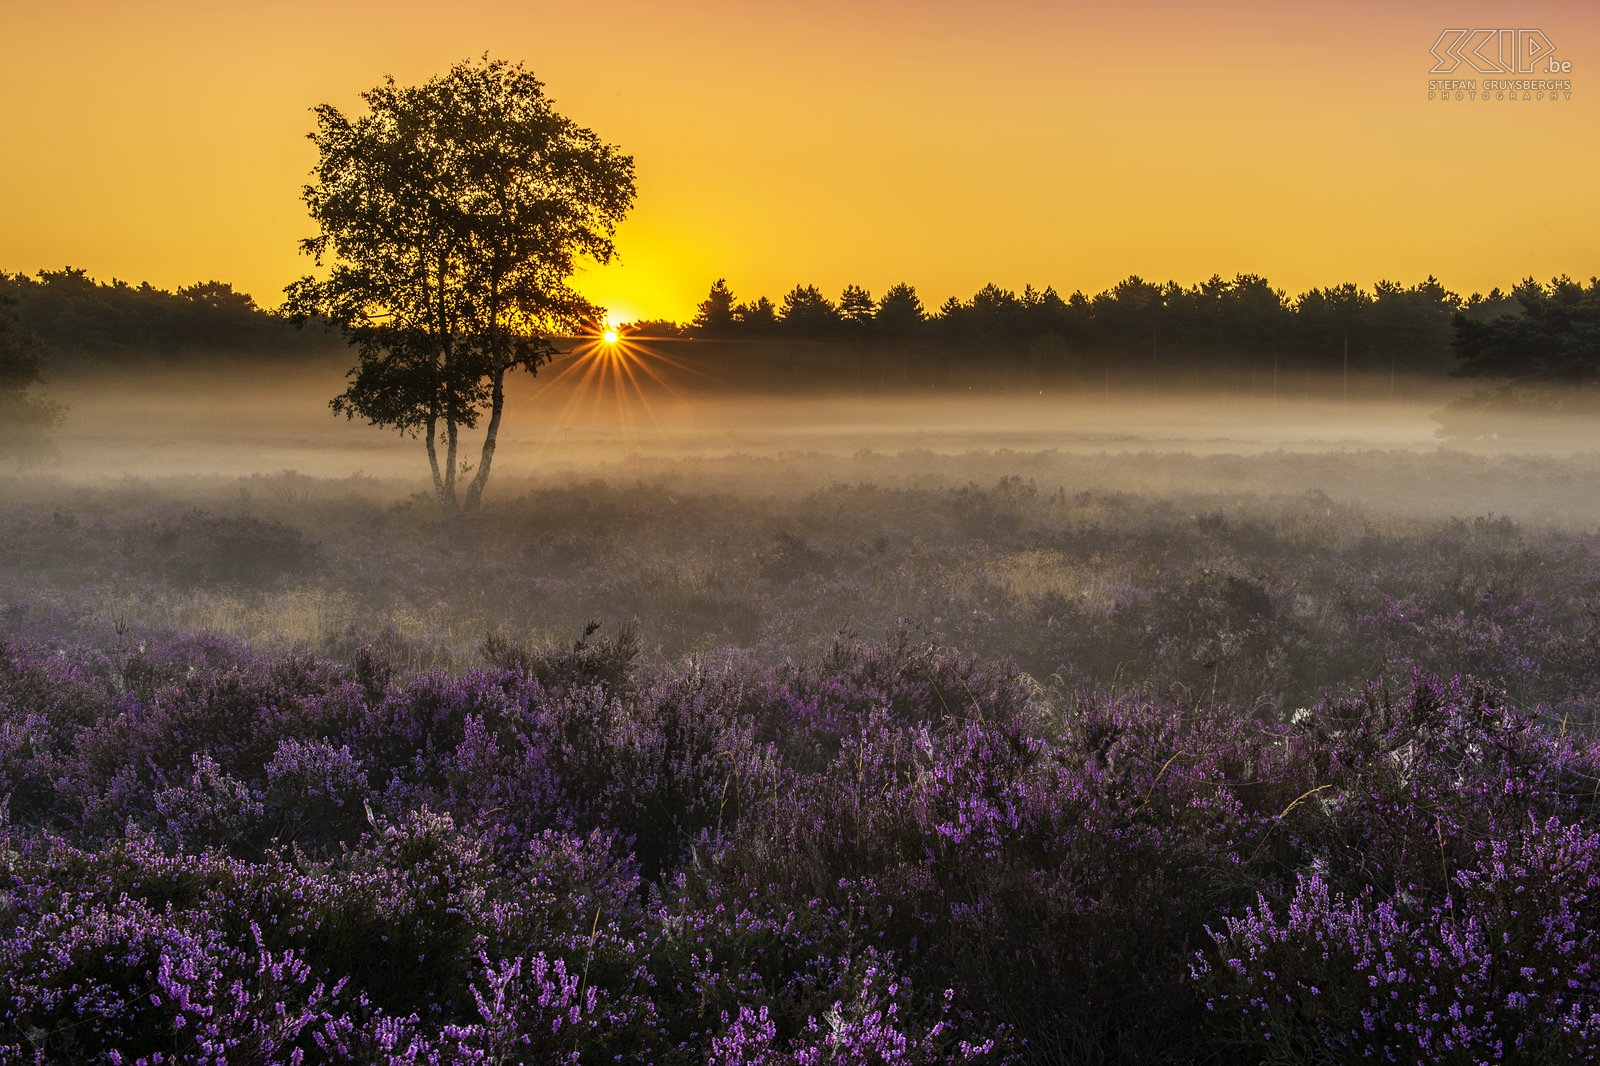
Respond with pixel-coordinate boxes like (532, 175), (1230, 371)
(538, 323), (708, 440)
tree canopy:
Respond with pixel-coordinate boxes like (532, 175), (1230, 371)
(666, 272), (1491, 394)
(285, 56), (635, 509)
(1453, 276), (1600, 387)
(0, 269), (305, 360)
(692, 278), (736, 336)
(875, 283), (925, 336)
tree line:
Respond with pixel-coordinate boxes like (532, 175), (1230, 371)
(0, 268), (323, 362)
(5, 265), (1595, 398)
(643, 274), (1558, 390)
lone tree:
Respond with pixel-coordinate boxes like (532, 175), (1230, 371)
(0, 294), (65, 465)
(285, 57), (635, 509)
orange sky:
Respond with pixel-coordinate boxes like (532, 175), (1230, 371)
(3, 0), (1596, 323)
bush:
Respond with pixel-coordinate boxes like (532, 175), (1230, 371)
(2, 621), (1599, 1063)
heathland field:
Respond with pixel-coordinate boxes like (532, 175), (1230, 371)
(5, 389), (1600, 1063)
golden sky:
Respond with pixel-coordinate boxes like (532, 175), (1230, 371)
(4, 0), (1596, 323)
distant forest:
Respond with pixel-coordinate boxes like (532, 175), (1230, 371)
(6, 267), (1597, 397)
(0, 268), (327, 364)
(653, 275), (1555, 395)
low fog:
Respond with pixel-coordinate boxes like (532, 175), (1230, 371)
(26, 356), (1600, 525)
(7, 349), (1600, 720)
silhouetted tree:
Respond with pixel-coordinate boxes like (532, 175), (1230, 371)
(1019, 285), (1070, 330)
(1171, 274), (1291, 390)
(871, 283), (925, 385)
(693, 279), (737, 336)
(875, 283), (925, 336)
(0, 294), (65, 464)
(1368, 277), (1460, 383)
(1459, 288), (1520, 322)
(1221, 275), (1289, 347)
(1295, 283), (1374, 399)
(0, 269), (298, 358)
(838, 285), (875, 331)
(179, 281), (257, 314)
(933, 296), (965, 328)
(1092, 276), (1167, 385)
(284, 57), (634, 511)
(172, 281), (270, 350)
(1453, 276), (1600, 387)
(777, 284), (839, 337)
(625, 318), (684, 338)
(1223, 274), (1292, 395)
(733, 296), (777, 334)
(968, 284), (1023, 339)
(836, 285), (875, 390)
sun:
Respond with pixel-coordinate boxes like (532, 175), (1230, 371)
(541, 318), (711, 440)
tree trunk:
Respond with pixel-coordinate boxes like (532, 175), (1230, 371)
(464, 362), (507, 512)
(436, 295), (460, 508)
(464, 263), (508, 513)
(424, 414), (449, 505)
(440, 418), (459, 508)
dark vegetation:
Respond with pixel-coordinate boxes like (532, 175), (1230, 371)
(0, 268), (326, 365)
(0, 293), (65, 465)
(6, 461), (1600, 717)
(653, 274), (1592, 406)
(4, 457), (1600, 1062)
(7, 269), (1596, 412)
(669, 274), (1475, 394)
